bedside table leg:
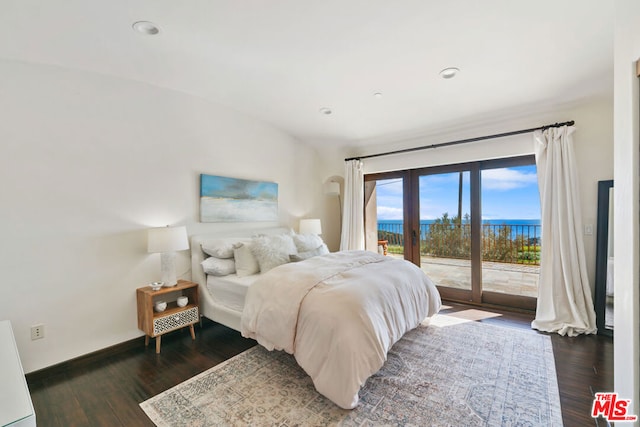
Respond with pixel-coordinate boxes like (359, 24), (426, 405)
(145, 335), (149, 347)
(156, 336), (161, 354)
(189, 324), (195, 340)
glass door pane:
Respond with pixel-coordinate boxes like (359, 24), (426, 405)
(364, 177), (405, 256)
(480, 164), (541, 298)
(418, 171), (472, 292)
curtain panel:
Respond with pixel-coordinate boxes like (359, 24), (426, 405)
(532, 126), (597, 336)
(340, 160), (365, 251)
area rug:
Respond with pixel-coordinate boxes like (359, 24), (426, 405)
(140, 315), (562, 426)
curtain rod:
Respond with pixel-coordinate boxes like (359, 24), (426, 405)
(344, 120), (575, 161)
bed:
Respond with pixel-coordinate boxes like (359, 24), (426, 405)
(190, 227), (292, 331)
(190, 227), (441, 409)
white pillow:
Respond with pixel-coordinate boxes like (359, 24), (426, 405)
(293, 233), (325, 252)
(251, 234), (297, 272)
(290, 243), (329, 262)
(234, 243), (260, 277)
(201, 257), (236, 276)
(201, 239), (237, 259)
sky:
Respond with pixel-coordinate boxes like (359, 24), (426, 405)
(200, 174), (278, 201)
(376, 165), (540, 220)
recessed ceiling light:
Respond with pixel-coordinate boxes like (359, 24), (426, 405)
(373, 92), (383, 98)
(439, 67), (460, 79)
(319, 107), (332, 115)
(132, 21), (160, 35)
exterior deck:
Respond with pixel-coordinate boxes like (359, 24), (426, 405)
(378, 222), (540, 298)
(389, 253), (540, 298)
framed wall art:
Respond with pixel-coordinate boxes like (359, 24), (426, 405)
(200, 174), (278, 222)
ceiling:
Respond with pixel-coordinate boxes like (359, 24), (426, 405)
(0, 1), (613, 148)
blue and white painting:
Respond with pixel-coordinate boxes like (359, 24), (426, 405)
(200, 174), (278, 222)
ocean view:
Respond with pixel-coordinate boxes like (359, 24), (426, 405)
(379, 219), (541, 227)
(378, 219), (541, 240)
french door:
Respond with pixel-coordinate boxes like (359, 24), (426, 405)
(364, 155), (539, 311)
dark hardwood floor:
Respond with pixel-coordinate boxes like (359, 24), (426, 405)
(26, 303), (613, 427)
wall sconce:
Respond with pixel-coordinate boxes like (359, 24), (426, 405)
(147, 225), (190, 286)
(325, 181), (340, 197)
(299, 219), (322, 235)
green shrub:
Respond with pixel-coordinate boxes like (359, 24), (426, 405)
(378, 213), (540, 265)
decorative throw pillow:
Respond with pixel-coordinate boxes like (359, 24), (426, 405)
(293, 233), (325, 252)
(251, 234), (298, 272)
(290, 243), (330, 262)
(201, 239), (238, 259)
(233, 243), (260, 277)
(201, 257), (236, 276)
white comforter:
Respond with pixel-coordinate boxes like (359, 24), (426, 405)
(240, 250), (441, 409)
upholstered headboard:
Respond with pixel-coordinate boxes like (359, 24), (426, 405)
(190, 226), (292, 329)
(190, 226), (292, 288)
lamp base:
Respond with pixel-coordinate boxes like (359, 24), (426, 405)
(160, 252), (178, 286)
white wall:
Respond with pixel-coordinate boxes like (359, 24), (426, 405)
(314, 144), (351, 252)
(334, 97), (613, 293)
(614, 0), (640, 419)
(0, 60), (321, 373)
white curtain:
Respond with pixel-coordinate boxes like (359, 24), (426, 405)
(340, 160), (365, 251)
(532, 126), (597, 336)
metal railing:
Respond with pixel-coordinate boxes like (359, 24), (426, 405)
(377, 223), (541, 265)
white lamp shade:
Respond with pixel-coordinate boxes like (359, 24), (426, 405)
(325, 182), (340, 196)
(299, 219), (322, 235)
(147, 226), (190, 253)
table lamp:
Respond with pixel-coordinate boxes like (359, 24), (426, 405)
(147, 225), (190, 286)
(299, 219), (322, 235)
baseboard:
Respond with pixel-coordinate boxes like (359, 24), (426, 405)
(25, 335), (144, 383)
(25, 317), (218, 383)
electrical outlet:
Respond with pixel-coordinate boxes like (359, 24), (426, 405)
(31, 324), (44, 340)
(585, 224), (593, 236)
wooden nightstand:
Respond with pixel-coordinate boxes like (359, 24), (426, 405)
(136, 279), (200, 353)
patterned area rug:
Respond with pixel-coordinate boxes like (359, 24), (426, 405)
(140, 315), (562, 426)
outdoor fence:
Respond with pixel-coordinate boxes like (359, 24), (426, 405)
(378, 222), (541, 266)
